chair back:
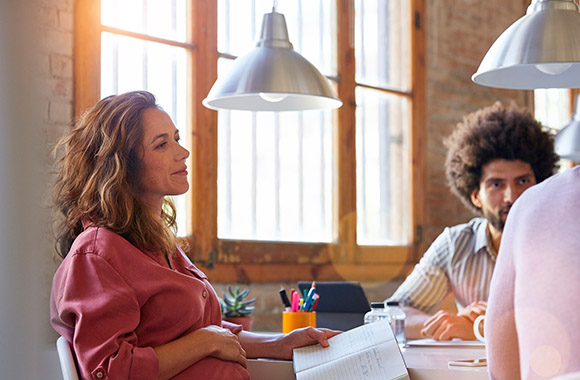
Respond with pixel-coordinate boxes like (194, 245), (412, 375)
(56, 336), (80, 380)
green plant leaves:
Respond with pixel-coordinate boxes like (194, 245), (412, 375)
(219, 285), (256, 317)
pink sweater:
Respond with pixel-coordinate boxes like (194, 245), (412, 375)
(486, 166), (580, 379)
(50, 226), (249, 380)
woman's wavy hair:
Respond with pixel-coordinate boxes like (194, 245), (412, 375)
(444, 101), (558, 214)
(52, 90), (178, 258)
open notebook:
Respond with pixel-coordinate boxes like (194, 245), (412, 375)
(293, 320), (410, 380)
(297, 281), (371, 331)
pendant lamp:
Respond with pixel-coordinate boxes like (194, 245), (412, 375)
(555, 94), (580, 161)
(472, 0), (580, 89)
(203, 9), (342, 112)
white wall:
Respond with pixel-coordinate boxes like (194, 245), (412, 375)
(0, 0), (62, 377)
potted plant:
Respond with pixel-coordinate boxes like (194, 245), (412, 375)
(219, 285), (256, 331)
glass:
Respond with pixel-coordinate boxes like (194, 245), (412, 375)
(356, 87), (410, 245)
(101, 0), (187, 42)
(534, 88), (571, 130)
(355, 0), (410, 91)
(217, 106), (333, 242)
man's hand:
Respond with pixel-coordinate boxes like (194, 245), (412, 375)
(457, 301), (487, 322)
(420, 310), (477, 341)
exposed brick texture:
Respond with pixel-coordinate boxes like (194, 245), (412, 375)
(422, 0), (529, 248)
(40, 0), (73, 146)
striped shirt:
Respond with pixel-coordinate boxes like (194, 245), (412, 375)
(388, 217), (496, 314)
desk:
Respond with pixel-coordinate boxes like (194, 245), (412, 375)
(403, 344), (490, 380)
(247, 344), (490, 380)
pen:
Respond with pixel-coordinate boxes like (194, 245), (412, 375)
(279, 288), (291, 312)
(303, 281), (316, 311)
(309, 293), (320, 312)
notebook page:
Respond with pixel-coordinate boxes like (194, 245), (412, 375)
(295, 341), (408, 380)
(293, 320), (394, 373)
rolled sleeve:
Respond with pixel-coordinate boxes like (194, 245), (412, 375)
(388, 232), (451, 313)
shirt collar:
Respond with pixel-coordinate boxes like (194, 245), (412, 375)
(474, 219), (496, 260)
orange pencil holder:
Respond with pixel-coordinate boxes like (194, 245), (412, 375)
(282, 312), (316, 333)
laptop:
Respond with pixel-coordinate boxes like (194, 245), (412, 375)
(297, 281), (371, 331)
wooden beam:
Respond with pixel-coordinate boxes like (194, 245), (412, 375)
(410, 0), (427, 259)
(335, 0), (357, 263)
(189, 0), (219, 265)
(74, 0), (101, 116)
(203, 263), (414, 284)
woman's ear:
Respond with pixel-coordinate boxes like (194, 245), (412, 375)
(470, 188), (482, 209)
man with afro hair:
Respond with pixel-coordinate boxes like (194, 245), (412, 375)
(387, 101), (558, 341)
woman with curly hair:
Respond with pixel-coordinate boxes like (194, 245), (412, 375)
(50, 91), (338, 380)
(387, 101), (558, 341)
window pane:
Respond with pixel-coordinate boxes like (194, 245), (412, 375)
(101, 33), (187, 127)
(356, 88), (409, 245)
(534, 89), (570, 130)
(101, 32), (190, 236)
(355, 0), (410, 91)
(217, 107), (333, 242)
(101, 0), (187, 42)
(217, 0), (335, 75)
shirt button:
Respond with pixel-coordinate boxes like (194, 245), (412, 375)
(96, 371), (104, 379)
(202, 290), (207, 298)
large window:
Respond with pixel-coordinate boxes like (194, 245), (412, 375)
(75, 0), (426, 283)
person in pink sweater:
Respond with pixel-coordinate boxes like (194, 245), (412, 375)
(486, 165), (580, 379)
(50, 91), (338, 380)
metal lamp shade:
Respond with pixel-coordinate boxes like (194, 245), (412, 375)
(472, 0), (580, 89)
(203, 11), (342, 112)
(555, 95), (580, 161)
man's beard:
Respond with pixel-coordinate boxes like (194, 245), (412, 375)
(483, 205), (512, 232)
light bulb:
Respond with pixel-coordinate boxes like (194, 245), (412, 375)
(259, 93), (288, 103)
(535, 63), (573, 75)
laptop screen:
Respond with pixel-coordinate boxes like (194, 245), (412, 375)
(297, 281), (371, 331)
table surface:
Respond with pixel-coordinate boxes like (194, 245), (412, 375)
(248, 340), (491, 380)
(402, 342), (490, 380)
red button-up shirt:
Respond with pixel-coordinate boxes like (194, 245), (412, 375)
(50, 226), (249, 380)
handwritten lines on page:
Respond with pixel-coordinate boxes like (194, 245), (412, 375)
(293, 320), (410, 380)
(293, 320), (392, 371)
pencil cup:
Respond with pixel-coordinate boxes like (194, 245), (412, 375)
(282, 312), (316, 333)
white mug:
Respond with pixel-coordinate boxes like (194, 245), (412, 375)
(473, 315), (486, 342)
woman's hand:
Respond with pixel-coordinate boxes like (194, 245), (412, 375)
(197, 325), (247, 367)
(154, 324), (247, 380)
(274, 327), (341, 359)
(238, 327), (341, 360)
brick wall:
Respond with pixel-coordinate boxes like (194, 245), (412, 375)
(422, 0), (529, 248)
(39, 0), (531, 332)
(40, 0), (74, 146)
